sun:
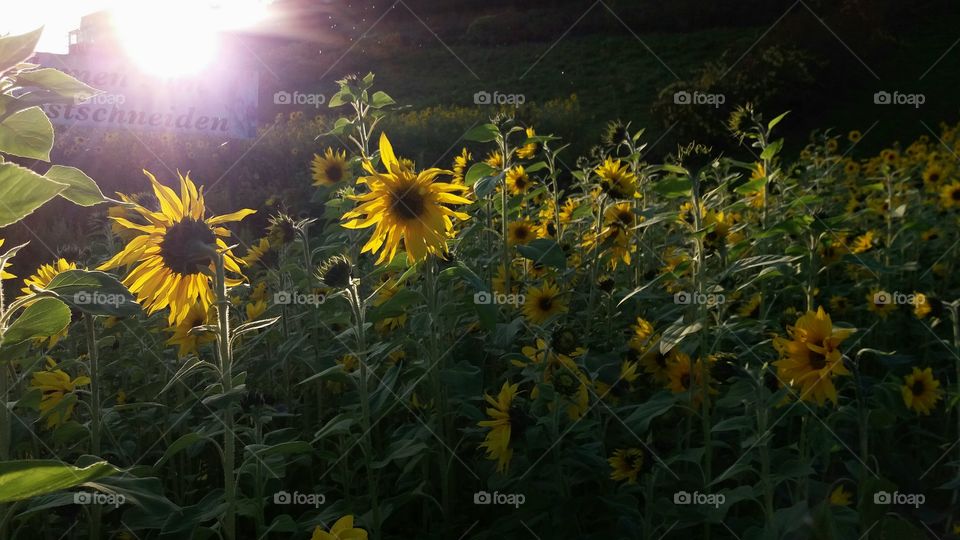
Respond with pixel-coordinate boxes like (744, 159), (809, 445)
(109, 0), (271, 76)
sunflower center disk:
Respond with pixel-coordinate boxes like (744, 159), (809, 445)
(912, 381), (926, 396)
(390, 186), (426, 220)
(808, 350), (827, 370)
(326, 164), (343, 182)
(160, 218), (217, 275)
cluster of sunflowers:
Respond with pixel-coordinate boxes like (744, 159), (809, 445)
(4, 72), (960, 539)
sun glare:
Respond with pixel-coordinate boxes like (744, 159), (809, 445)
(109, 0), (270, 76)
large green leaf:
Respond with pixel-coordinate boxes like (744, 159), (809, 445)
(45, 165), (111, 206)
(0, 28), (43, 74)
(15, 68), (98, 103)
(0, 460), (121, 503)
(0, 106), (54, 160)
(1, 297), (71, 346)
(44, 269), (140, 317)
(0, 162), (67, 226)
(516, 238), (566, 269)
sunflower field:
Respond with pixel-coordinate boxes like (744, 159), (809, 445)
(3, 23), (960, 540)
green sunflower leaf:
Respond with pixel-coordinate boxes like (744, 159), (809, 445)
(0, 28), (43, 74)
(0, 460), (121, 503)
(0, 106), (54, 160)
(0, 162), (67, 227)
(44, 165), (112, 206)
(1, 297), (71, 346)
(44, 269), (140, 317)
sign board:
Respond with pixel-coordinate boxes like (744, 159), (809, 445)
(34, 52), (258, 139)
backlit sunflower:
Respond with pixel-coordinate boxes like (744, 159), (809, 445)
(165, 302), (216, 357)
(241, 237), (271, 267)
(516, 126), (538, 159)
(478, 381), (524, 473)
(940, 181), (960, 209)
(484, 150), (504, 169)
(628, 317), (655, 351)
(20, 258), (77, 298)
(0, 239), (14, 280)
(595, 157), (637, 199)
(608, 448), (647, 484)
(901, 367), (942, 415)
(341, 134), (472, 265)
(505, 165), (531, 195)
(452, 148), (471, 185)
(850, 230), (876, 253)
(507, 220), (536, 245)
(30, 359), (90, 429)
(522, 281), (567, 324)
(98, 170), (255, 326)
(773, 307), (854, 406)
(311, 147), (351, 186)
(310, 515), (368, 540)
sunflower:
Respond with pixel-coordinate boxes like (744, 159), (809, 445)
(516, 126), (538, 159)
(628, 317), (655, 351)
(901, 367), (942, 415)
(829, 485), (852, 506)
(165, 303), (216, 358)
(20, 258), (77, 298)
(241, 237), (271, 267)
(245, 299), (268, 320)
(922, 162), (945, 188)
(267, 213), (297, 247)
(311, 515), (368, 540)
(522, 281), (567, 324)
(507, 220), (536, 246)
(311, 148), (351, 186)
(558, 197), (579, 223)
(505, 165), (531, 196)
(773, 307), (854, 406)
(848, 130), (862, 143)
(604, 202), (636, 229)
(338, 354), (359, 373)
(98, 171), (255, 326)
(828, 295), (850, 315)
(737, 293), (762, 318)
(30, 359), (90, 429)
(912, 293), (932, 319)
(0, 239), (15, 280)
(866, 289), (897, 318)
(850, 230), (876, 253)
(250, 281), (268, 302)
(341, 134), (471, 265)
(703, 209), (741, 249)
(478, 381), (524, 473)
(665, 350), (714, 403)
(452, 148), (471, 185)
(608, 448), (647, 484)
(492, 263), (521, 296)
(484, 150), (504, 169)
(939, 182), (960, 209)
(595, 157), (637, 199)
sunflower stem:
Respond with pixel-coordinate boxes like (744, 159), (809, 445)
(757, 382), (774, 530)
(348, 280), (381, 537)
(950, 303), (960, 525)
(0, 357), (9, 540)
(689, 172), (712, 540)
(213, 252), (237, 540)
(83, 314), (102, 540)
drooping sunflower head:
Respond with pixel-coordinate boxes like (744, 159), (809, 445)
(522, 281), (567, 324)
(341, 133), (472, 265)
(267, 213), (298, 247)
(30, 358), (90, 429)
(316, 254), (353, 288)
(601, 119), (630, 149)
(901, 367), (942, 415)
(311, 147), (351, 186)
(98, 170), (255, 326)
